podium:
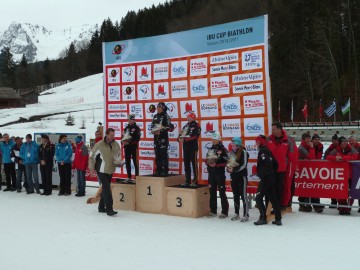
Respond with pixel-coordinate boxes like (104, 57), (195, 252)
(136, 174), (185, 214)
(165, 185), (210, 218)
(112, 181), (136, 211)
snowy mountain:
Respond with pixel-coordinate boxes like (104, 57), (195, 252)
(0, 22), (98, 63)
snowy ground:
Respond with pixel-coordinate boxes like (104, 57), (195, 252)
(1, 185), (359, 270)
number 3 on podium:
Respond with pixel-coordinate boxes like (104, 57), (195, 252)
(176, 197), (182, 207)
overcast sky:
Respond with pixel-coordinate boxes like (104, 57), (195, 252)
(0, 0), (168, 31)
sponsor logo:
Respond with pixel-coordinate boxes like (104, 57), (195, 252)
(210, 53), (238, 64)
(221, 97), (241, 116)
(112, 44), (125, 55)
(233, 83), (263, 94)
(190, 58), (207, 76)
(190, 78), (208, 97)
(140, 67), (149, 79)
(122, 66), (135, 82)
(129, 104), (143, 118)
(200, 99), (218, 117)
(154, 63), (169, 80)
(204, 122), (215, 134)
(169, 161), (180, 170)
(166, 102), (178, 118)
(139, 150), (155, 158)
(138, 84), (151, 99)
(137, 65), (151, 81)
(242, 49), (263, 70)
(108, 122), (121, 137)
(139, 160), (154, 175)
(108, 112), (127, 120)
(109, 69), (118, 78)
(171, 81), (188, 98)
(171, 60), (187, 78)
(173, 65), (186, 75)
(211, 76), (230, 95)
(223, 102), (239, 113)
(210, 63), (239, 75)
(169, 122), (179, 138)
(232, 72), (263, 83)
(124, 86), (134, 95)
(221, 119), (241, 137)
(169, 142), (179, 158)
(139, 141), (154, 149)
(108, 104), (127, 111)
(184, 103), (193, 113)
(157, 84), (166, 97)
(108, 86), (120, 101)
(108, 68), (120, 83)
(244, 117), (265, 137)
(244, 95), (265, 115)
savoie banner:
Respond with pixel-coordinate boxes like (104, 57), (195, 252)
(102, 15), (271, 184)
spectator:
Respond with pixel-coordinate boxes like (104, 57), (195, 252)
(348, 135), (360, 212)
(0, 133), (17, 191)
(73, 136), (89, 197)
(326, 136), (357, 215)
(89, 128), (120, 216)
(95, 130), (103, 144)
(11, 137), (27, 192)
(39, 134), (55, 195)
(324, 134), (340, 208)
(55, 134), (73, 196)
(226, 137), (249, 222)
(206, 131), (229, 219)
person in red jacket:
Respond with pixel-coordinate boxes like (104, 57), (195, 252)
(73, 136), (89, 197)
(348, 135), (360, 212)
(267, 122), (297, 209)
(324, 134), (340, 208)
(95, 130), (103, 144)
(326, 136), (357, 215)
(298, 133), (317, 212)
(310, 134), (325, 212)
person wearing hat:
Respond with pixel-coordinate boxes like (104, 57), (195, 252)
(310, 134), (325, 212)
(55, 134), (73, 196)
(150, 102), (174, 177)
(254, 135), (282, 225)
(20, 134), (40, 194)
(123, 114), (141, 183)
(0, 133), (17, 191)
(324, 134), (340, 208)
(226, 137), (250, 222)
(178, 111), (201, 187)
(206, 131), (229, 219)
(73, 136), (89, 197)
(11, 137), (27, 192)
(326, 136), (357, 215)
(38, 134), (55, 195)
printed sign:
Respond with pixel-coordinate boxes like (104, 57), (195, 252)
(243, 94), (265, 115)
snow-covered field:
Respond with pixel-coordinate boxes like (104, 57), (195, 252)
(1, 187), (359, 270)
(0, 74), (104, 142)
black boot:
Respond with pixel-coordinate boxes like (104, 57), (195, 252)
(254, 219), (267, 226)
(107, 210), (118, 216)
(272, 220), (282, 226)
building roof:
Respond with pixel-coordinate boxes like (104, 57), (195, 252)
(0, 87), (21, 99)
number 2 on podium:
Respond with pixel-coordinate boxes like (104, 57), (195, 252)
(119, 193), (125, 202)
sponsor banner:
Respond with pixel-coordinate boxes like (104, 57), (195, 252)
(139, 159), (154, 175)
(108, 104), (127, 111)
(242, 49), (263, 70)
(200, 99), (219, 118)
(200, 119), (219, 138)
(233, 82), (263, 94)
(145, 122), (153, 138)
(107, 67), (120, 83)
(137, 84), (152, 100)
(169, 161), (180, 170)
(108, 122), (121, 137)
(210, 76), (230, 95)
(171, 60), (188, 78)
(154, 82), (169, 100)
(243, 117), (264, 137)
(180, 100), (198, 119)
(190, 57), (208, 76)
(122, 66), (135, 82)
(122, 85), (136, 101)
(85, 168), (98, 182)
(221, 118), (241, 138)
(243, 94), (265, 115)
(190, 78), (208, 97)
(108, 86), (120, 102)
(169, 141), (180, 158)
(294, 160), (349, 199)
(201, 141), (214, 159)
(171, 80), (188, 99)
(139, 149), (155, 158)
(166, 102), (179, 119)
(232, 72), (263, 84)
(139, 140), (154, 149)
(108, 112), (127, 120)
(247, 162), (260, 193)
(350, 162), (360, 199)
(210, 63), (239, 75)
(145, 102), (157, 120)
(210, 53), (239, 65)
(169, 122), (179, 139)
(137, 64), (152, 81)
(153, 62), (169, 80)
(245, 140), (258, 160)
(129, 103), (144, 119)
(221, 97), (241, 116)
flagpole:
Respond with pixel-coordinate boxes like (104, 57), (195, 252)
(291, 99), (294, 124)
(349, 99), (351, 122)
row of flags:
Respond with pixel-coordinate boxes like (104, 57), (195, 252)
(278, 98), (351, 122)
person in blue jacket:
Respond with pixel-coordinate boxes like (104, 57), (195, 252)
(0, 133), (16, 191)
(55, 134), (73, 196)
(20, 134), (40, 194)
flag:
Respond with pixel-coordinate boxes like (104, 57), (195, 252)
(278, 100), (280, 122)
(325, 100), (336, 117)
(291, 99), (294, 122)
(302, 99), (308, 119)
(341, 98), (350, 115)
(319, 99), (323, 120)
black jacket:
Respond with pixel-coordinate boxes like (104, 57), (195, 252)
(256, 145), (277, 179)
(230, 147), (249, 178)
(206, 142), (228, 173)
(39, 142), (55, 163)
(151, 112), (174, 146)
(123, 123), (141, 149)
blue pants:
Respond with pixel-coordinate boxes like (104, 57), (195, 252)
(77, 169), (86, 195)
(26, 164), (39, 192)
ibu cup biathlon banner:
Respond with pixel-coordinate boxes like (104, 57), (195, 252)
(102, 15), (271, 187)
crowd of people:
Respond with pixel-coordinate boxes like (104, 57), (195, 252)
(2, 102), (359, 223)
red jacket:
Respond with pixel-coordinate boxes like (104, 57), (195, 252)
(95, 136), (103, 143)
(298, 141), (316, 160)
(313, 142), (323, 160)
(267, 130), (296, 172)
(73, 141), (89, 171)
(325, 145), (358, 161)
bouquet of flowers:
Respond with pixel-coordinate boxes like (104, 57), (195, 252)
(179, 126), (190, 138)
(113, 153), (125, 167)
(151, 123), (165, 133)
(121, 130), (132, 143)
(206, 149), (218, 164)
(226, 152), (239, 169)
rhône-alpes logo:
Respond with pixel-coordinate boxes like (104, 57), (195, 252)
(112, 44), (125, 55)
(124, 86), (134, 95)
(109, 69), (118, 78)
